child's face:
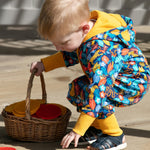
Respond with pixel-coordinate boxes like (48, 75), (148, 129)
(51, 29), (85, 52)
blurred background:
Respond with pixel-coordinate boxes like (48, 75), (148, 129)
(0, 0), (149, 25)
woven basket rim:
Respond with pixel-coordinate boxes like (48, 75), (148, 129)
(2, 107), (71, 124)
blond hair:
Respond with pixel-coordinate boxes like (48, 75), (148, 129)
(38, 0), (90, 40)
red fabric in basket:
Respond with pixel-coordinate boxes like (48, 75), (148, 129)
(0, 148), (16, 150)
(34, 104), (61, 120)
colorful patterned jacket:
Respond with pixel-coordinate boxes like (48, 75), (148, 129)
(41, 10), (150, 134)
(60, 14), (150, 118)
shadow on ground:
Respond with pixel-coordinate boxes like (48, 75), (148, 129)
(0, 26), (56, 56)
(0, 119), (150, 150)
(0, 26), (150, 61)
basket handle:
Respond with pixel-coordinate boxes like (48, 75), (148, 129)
(25, 69), (47, 120)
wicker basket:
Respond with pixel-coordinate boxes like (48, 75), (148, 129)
(2, 70), (71, 142)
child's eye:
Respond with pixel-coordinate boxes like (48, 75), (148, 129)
(61, 40), (70, 45)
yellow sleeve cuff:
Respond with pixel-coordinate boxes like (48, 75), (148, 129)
(41, 52), (66, 72)
(73, 112), (96, 136)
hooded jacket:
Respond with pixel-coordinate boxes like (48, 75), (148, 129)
(41, 10), (150, 135)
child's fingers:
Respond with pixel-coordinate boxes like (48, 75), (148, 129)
(61, 134), (72, 148)
(30, 62), (44, 76)
(61, 134), (68, 146)
(61, 132), (76, 148)
(64, 136), (74, 148)
(74, 134), (80, 147)
(30, 62), (38, 73)
(35, 68), (42, 76)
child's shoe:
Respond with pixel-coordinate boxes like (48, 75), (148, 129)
(87, 133), (127, 150)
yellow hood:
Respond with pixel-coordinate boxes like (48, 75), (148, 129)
(83, 10), (130, 42)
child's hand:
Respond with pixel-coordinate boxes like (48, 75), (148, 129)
(30, 61), (45, 76)
(61, 131), (81, 148)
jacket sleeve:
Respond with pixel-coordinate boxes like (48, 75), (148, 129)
(61, 51), (79, 67)
(41, 51), (79, 72)
(41, 52), (66, 72)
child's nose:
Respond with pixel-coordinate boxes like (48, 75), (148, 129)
(55, 45), (62, 51)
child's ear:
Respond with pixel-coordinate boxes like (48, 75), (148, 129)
(80, 23), (90, 34)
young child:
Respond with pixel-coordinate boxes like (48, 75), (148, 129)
(30, 0), (150, 149)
